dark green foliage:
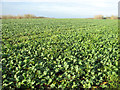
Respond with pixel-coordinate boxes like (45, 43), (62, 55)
(2, 19), (119, 89)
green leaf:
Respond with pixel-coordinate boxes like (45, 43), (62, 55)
(48, 78), (52, 84)
(50, 83), (55, 88)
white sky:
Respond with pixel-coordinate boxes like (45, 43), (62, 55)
(1, 0), (119, 18)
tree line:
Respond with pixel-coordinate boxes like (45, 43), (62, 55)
(94, 15), (118, 19)
(0, 14), (48, 19)
(0, 14), (118, 19)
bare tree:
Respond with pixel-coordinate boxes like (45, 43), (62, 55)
(2, 15), (14, 19)
(110, 15), (118, 19)
(94, 15), (104, 19)
(16, 15), (23, 19)
(23, 14), (36, 18)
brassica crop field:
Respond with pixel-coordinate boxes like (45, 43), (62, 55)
(2, 19), (119, 89)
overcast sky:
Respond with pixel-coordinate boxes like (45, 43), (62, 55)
(1, 0), (119, 18)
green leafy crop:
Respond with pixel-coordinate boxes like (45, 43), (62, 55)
(2, 19), (119, 89)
